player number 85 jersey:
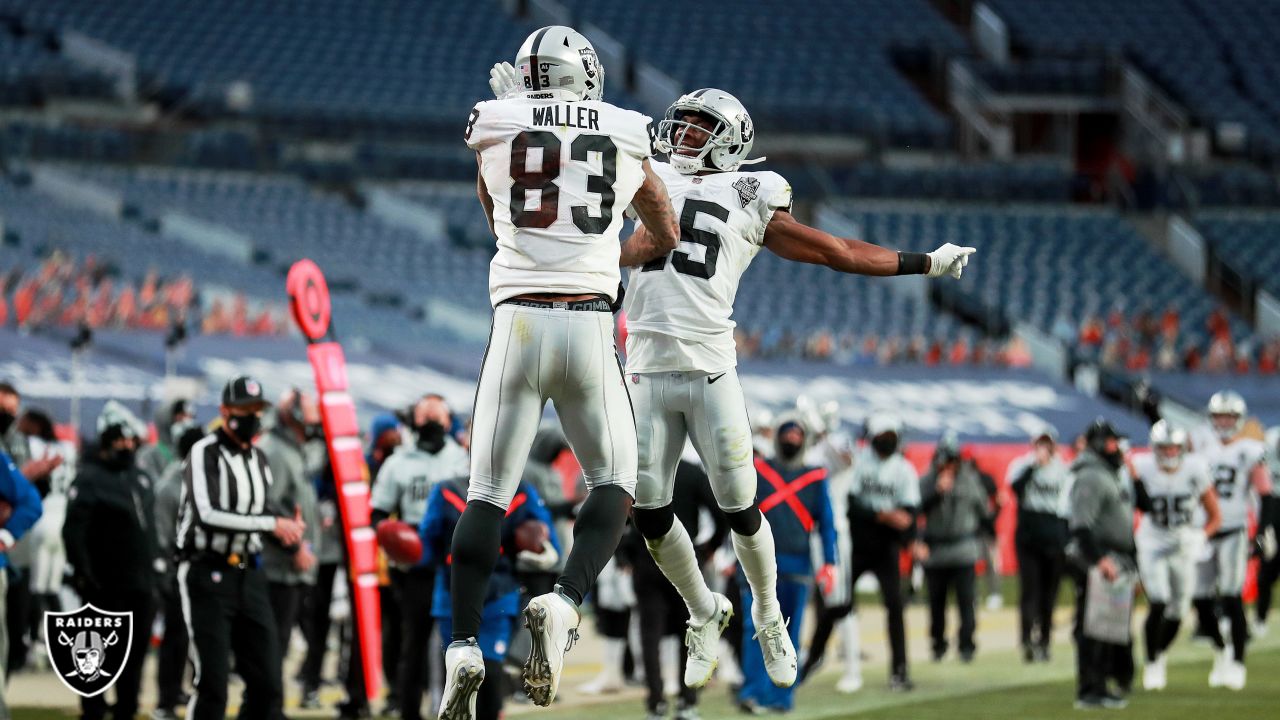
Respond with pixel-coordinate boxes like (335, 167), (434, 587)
(1131, 453), (1209, 539)
(623, 161), (791, 373)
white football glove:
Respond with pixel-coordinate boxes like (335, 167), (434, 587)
(517, 543), (560, 572)
(489, 61), (521, 100)
(926, 243), (977, 279)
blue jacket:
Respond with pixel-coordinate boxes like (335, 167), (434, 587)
(419, 479), (559, 618)
(754, 456), (836, 577)
(1, 451), (43, 570)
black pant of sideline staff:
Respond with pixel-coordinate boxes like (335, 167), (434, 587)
(850, 545), (908, 681)
(637, 576), (696, 715)
(80, 590), (155, 720)
(301, 562), (340, 696)
(181, 556), (284, 720)
(1069, 565), (1133, 701)
(393, 566), (435, 720)
(157, 579), (191, 712)
(268, 581), (306, 662)
(925, 564), (976, 660)
(1017, 542), (1065, 658)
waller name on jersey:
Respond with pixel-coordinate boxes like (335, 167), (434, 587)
(530, 103), (600, 130)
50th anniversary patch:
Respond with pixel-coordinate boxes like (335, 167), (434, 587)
(43, 604), (134, 698)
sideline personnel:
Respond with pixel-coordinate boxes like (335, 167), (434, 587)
(176, 376), (306, 720)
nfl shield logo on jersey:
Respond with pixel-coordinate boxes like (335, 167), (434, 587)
(44, 605), (134, 698)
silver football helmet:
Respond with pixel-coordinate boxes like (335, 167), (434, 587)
(1207, 390), (1247, 442)
(515, 25), (604, 102)
(656, 88), (763, 175)
(1149, 419), (1187, 471)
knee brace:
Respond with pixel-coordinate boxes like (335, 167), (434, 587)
(632, 503), (675, 540)
(725, 503), (762, 536)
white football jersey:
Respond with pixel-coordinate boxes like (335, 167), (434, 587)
(1201, 437), (1266, 531)
(1132, 453), (1210, 540)
(465, 97), (654, 306)
(624, 161), (792, 374)
(847, 448), (921, 513)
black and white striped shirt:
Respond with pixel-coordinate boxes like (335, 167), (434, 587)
(176, 430), (279, 558)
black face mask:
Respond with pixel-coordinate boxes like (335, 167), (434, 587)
(416, 421), (447, 454)
(1101, 448), (1124, 470)
(871, 433), (899, 458)
(227, 414), (262, 443)
(104, 447), (136, 471)
(0, 411), (13, 435)
(303, 423), (325, 442)
(778, 441), (803, 461)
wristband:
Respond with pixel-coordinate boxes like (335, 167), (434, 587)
(897, 251), (928, 275)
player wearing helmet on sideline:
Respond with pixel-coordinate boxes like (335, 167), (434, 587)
(1131, 420), (1220, 690)
(1187, 391), (1275, 690)
(485, 70), (977, 692)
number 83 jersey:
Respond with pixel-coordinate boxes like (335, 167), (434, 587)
(624, 161), (792, 374)
(466, 97), (654, 306)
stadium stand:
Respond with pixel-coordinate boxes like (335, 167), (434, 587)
(986, 0), (1280, 160)
(563, 0), (964, 145)
(1197, 211), (1280, 298)
(818, 202), (1250, 370)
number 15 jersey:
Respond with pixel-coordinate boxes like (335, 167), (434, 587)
(466, 97), (654, 306)
(624, 161), (792, 374)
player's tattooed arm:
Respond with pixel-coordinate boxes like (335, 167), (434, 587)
(763, 210), (912, 276)
(475, 153), (496, 237)
(620, 160), (679, 267)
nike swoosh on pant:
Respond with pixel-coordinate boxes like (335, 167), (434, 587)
(707, 373), (726, 384)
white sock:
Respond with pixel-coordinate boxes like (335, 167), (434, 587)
(840, 613), (861, 676)
(733, 515), (780, 626)
(647, 521), (717, 624)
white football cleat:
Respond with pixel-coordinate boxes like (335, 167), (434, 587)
(522, 589), (581, 706)
(752, 614), (797, 688)
(1142, 655), (1167, 691)
(684, 593), (734, 689)
(1209, 646), (1231, 688)
(1223, 660), (1246, 691)
(439, 639), (485, 720)
(836, 672), (864, 694)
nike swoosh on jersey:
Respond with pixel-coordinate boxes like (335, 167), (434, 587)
(707, 373), (727, 384)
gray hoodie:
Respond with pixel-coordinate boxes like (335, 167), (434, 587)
(256, 418), (322, 585)
(1069, 449), (1135, 562)
(918, 461), (989, 568)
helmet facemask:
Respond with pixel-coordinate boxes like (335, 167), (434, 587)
(1210, 412), (1243, 443)
(658, 108), (734, 175)
(1154, 441), (1184, 472)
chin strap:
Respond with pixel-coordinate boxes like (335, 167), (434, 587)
(735, 156), (767, 167)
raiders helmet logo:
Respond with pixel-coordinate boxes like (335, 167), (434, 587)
(44, 605), (134, 698)
(733, 177), (760, 208)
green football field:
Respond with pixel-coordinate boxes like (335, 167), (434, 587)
(15, 629), (1277, 719)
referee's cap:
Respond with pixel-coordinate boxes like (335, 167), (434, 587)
(221, 375), (270, 410)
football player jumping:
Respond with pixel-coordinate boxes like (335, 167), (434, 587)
(488, 72), (976, 690)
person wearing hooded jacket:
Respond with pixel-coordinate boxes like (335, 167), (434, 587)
(63, 401), (160, 720)
(846, 412), (919, 691)
(255, 391), (323, 682)
(152, 424), (208, 720)
(738, 415), (836, 713)
(1067, 419), (1136, 710)
(917, 432), (989, 663)
(137, 398), (196, 484)
(371, 394), (469, 720)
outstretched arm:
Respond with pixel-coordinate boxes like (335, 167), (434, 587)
(620, 160), (679, 267)
(763, 211), (975, 278)
(764, 210), (911, 275)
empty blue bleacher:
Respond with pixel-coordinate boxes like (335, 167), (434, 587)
(816, 202), (1245, 353)
(1197, 212), (1280, 298)
(562, 0), (964, 146)
(987, 0), (1280, 160)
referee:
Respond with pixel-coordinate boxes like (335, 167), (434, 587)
(177, 376), (306, 720)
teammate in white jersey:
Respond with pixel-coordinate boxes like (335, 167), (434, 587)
(615, 89), (974, 691)
(1188, 391), (1274, 690)
(1131, 420), (1220, 690)
(442, 26), (680, 720)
